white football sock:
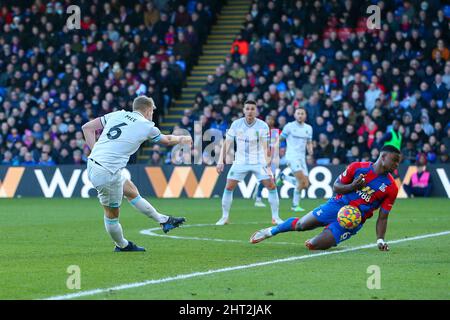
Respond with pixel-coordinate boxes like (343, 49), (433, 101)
(129, 195), (168, 223)
(268, 189), (280, 219)
(104, 216), (129, 248)
(221, 189), (233, 219)
(293, 189), (300, 207)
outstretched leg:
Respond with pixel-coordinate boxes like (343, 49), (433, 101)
(304, 228), (336, 250)
(251, 199), (359, 250)
(124, 179), (185, 233)
(272, 211), (324, 234)
(124, 179), (168, 223)
(250, 211), (325, 243)
(305, 220), (362, 250)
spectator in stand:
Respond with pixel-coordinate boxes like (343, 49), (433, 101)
(315, 133), (333, 165)
(21, 152), (36, 166)
(38, 152), (56, 166)
(1, 150), (13, 165)
(402, 140), (418, 165)
(347, 145), (361, 163)
(432, 39), (449, 61)
(330, 138), (346, 164)
(0, 0), (448, 166)
(0, 0), (224, 165)
(231, 34), (249, 57)
(404, 154), (432, 197)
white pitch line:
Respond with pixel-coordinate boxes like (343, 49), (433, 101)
(140, 223), (301, 246)
(43, 230), (450, 300)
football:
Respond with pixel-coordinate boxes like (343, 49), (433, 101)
(337, 205), (362, 229)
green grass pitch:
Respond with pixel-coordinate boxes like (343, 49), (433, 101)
(0, 197), (449, 300)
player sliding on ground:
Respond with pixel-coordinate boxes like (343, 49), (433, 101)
(216, 100), (283, 225)
(250, 145), (401, 251)
(82, 96), (192, 252)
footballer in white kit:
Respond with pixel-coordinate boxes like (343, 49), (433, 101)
(279, 107), (313, 212)
(82, 96), (192, 252)
(216, 100), (283, 225)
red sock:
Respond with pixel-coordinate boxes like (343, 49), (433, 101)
(291, 218), (299, 230)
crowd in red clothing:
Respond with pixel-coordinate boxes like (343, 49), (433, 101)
(178, 0), (449, 166)
(0, 0), (224, 166)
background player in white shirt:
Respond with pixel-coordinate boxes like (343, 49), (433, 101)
(82, 96), (192, 252)
(216, 100), (283, 225)
(279, 107), (313, 212)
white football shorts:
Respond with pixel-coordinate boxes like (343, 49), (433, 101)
(226, 164), (272, 182)
(87, 159), (126, 208)
(287, 158), (309, 176)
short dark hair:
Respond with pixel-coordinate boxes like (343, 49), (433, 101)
(381, 145), (401, 154)
(244, 99), (257, 106)
(295, 106), (307, 113)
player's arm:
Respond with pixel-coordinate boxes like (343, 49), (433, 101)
(216, 138), (232, 174)
(260, 134), (274, 177)
(376, 209), (390, 251)
(158, 134), (192, 146)
(270, 129), (280, 168)
(333, 163), (366, 194)
(217, 125), (235, 174)
(376, 185), (398, 251)
(261, 130), (272, 166)
(333, 176), (365, 194)
(81, 117), (104, 150)
(279, 126), (288, 142)
(307, 127), (313, 156)
(307, 140), (313, 156)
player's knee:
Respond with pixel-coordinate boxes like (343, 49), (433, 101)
(225, 186), (235, 192)
(124, 183), (139, 199)
(305, 240), (316, 250)
(305, 239), (333, 251)
(295, 219), (304, 231)
(303, 179), (310, 188)
(266, 183), (276, 190)
(127, 193), (141, 203)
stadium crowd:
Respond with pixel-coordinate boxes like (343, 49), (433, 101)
(171, 0), (450, 166)
(0, 0), (449, 167)
(0, 0), (223, 165)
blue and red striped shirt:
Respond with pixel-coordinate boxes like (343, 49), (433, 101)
(334, 162), (399, 222)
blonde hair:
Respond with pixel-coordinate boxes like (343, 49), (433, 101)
(132, 96), (155, 111)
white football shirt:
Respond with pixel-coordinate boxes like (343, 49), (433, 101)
(281, 121), (313, 161)
(89, 110), (161, 173)
(226, 118), (269, 165)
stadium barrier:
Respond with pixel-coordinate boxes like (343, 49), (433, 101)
(0, 164), (449, 199)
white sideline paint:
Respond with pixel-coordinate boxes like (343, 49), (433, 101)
(140, 223), (301, 246)
(43, 230), (450, 300)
